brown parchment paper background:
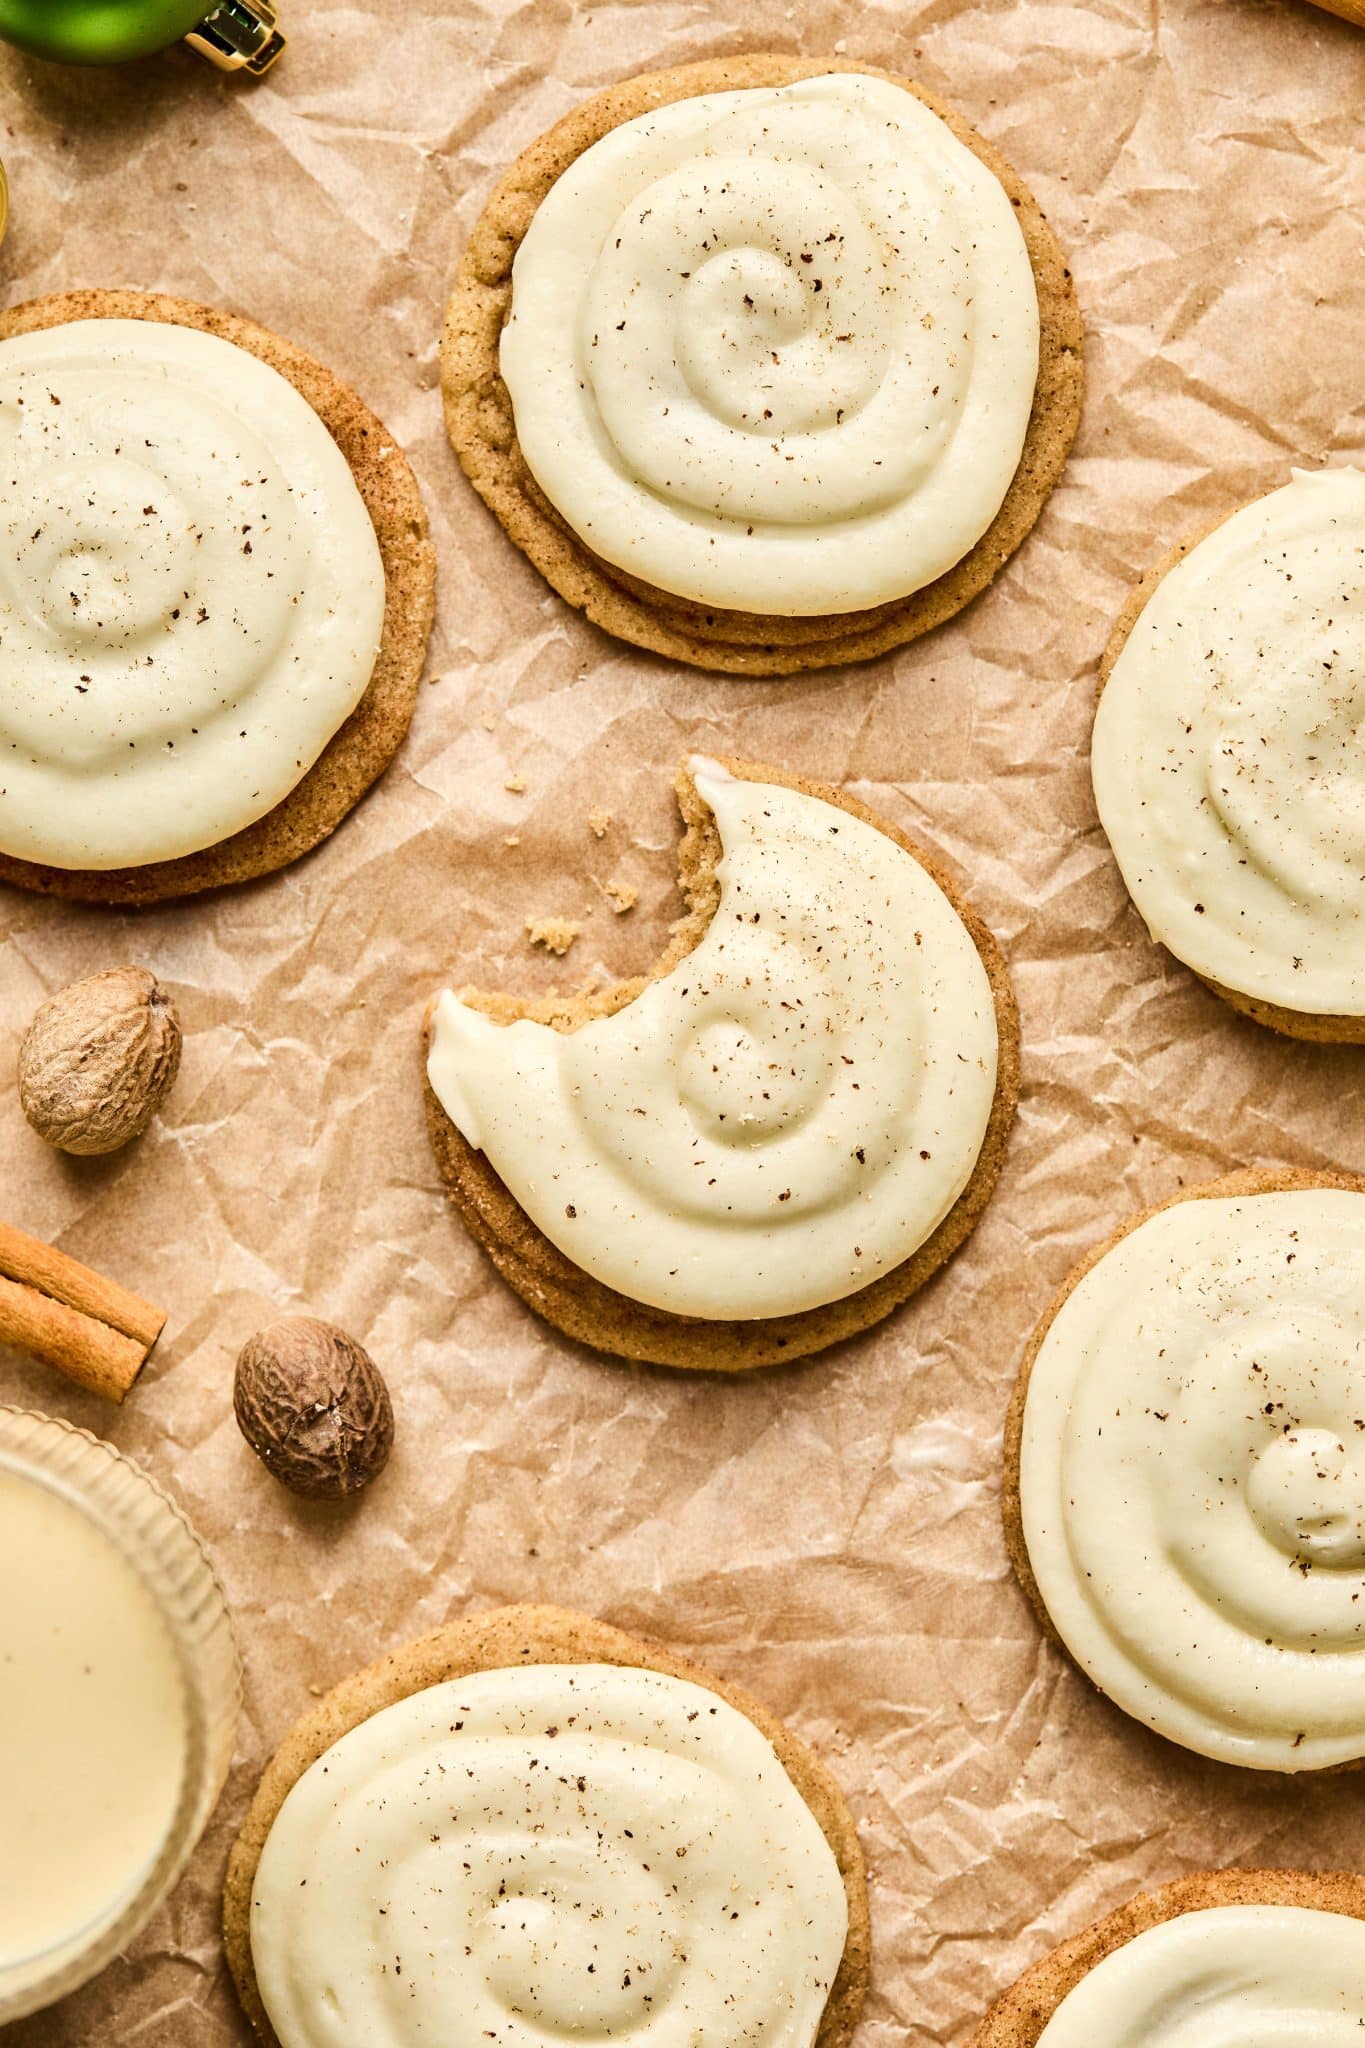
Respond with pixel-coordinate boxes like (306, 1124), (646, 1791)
(2, 0), (1365, 2040)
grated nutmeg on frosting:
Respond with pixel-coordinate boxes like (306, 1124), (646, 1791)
(250, 1662), (848, 2048)
(1093, 466), (1365, 1016)
(500, 74), (1040, 617)
(1020, 1187), (1365, 1771)
(427, 760), (999, 1321)
(0, 318), (384, 871)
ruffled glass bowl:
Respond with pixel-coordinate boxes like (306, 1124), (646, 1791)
(0, 1406), (241, 2022)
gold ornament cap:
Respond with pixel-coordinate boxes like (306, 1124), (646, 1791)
(186, 0), (284, 72)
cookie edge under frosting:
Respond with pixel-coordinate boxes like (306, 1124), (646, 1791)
(0, 288), (437, 907)
(422, 755), (1020, 1370)
(969, 1868), (1365, 2047)
(440, 53), (1083, 678)
(1001, 1164), (1365, 1776)
(223, 1601), (870, 2048)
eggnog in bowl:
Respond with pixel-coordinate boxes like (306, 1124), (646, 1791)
(0, 1409), (239, 2021)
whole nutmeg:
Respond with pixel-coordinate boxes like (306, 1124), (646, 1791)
(234, 1317), (394, 1499)
(18, 966), (182, 1157)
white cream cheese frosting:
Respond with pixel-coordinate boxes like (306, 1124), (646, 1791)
(0, 318), (385, 869)
(1020, 1187), (1365, 1770)
(1035, 1904), (1365, 2046)
(500, 73), (1040, 617)
(250, 1661), (849, 2048)
(427, 761), (999, 1321)
(1092, 466), (1365, 1015)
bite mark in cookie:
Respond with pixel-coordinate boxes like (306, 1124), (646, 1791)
(424, 756), (1019, 1368)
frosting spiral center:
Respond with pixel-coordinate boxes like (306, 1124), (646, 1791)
(677, 1006), (835, 1152)
(501, 73), (1039, 615)
(1249, 1428), (1365, 1568)
(481, 1837), (682, 2036)
(677, 240), (869, 435)
(29, 457), (197, 647)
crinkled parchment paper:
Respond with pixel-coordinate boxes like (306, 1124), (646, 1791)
(2, 1), (1365, 2040)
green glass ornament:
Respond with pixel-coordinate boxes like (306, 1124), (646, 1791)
(0, 0), (284, 70)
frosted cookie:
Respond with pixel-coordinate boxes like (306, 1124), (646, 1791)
(1004, 1167), (1365, 1772)
(224, 1603), (869, 2048)
(424, 756), (1019, 1369)
(0, 290), (436, 906)
(442, 56), (1083, 676)
(1094, 467), (1365, 1042)
(972, 1869), (1365, 2047)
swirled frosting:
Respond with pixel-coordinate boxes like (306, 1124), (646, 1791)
(500, 73), (1039, 616)
(0, 318), (385, 869)
(1036, 1905), (1365, 2046)
(1020, 1187), (1365, 1770)
(427, 760), (999, 1320)
(250, 1662), (848, 2048)
(1092, 467), (1365, 1015)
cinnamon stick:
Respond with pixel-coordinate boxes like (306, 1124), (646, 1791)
(0, 1222), (166, 1402)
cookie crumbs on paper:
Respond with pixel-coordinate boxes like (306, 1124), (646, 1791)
(587, 806), (612, 839)
(526, 916), (580, 956)
(504, 773), (526, 794)
(605, 880), (636, 915)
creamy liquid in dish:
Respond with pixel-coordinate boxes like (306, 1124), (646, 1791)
(1092, 466), (1365, 1015)
(1020, 1188), (1365, 1770)
(500, 73), (1040, 616)
(250, 1661), (848, 2048)
(0, 1466), (188, 1978)
(0, 317), (385, 871)
(1035, 1905), (1365, 2045)
(428, 759), (999, 1321)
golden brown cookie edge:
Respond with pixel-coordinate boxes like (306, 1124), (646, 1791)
(0, 288), (437, 907)
(1001, 1164), (1365, 1773)
(223, 1601), (870, 2048)
(441, 53), (1084, 677)
(423, 755), (1020, 1369)
(970, 1867), (1365, 2047)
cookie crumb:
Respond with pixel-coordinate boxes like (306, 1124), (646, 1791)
(505, 773), (526, 794)
(526, 916), (581, 957)
(480, 712), (496, 732)
(587, 806), (612, 839)
(504, 834), (521, 848)
(605, 879), (637, 915)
